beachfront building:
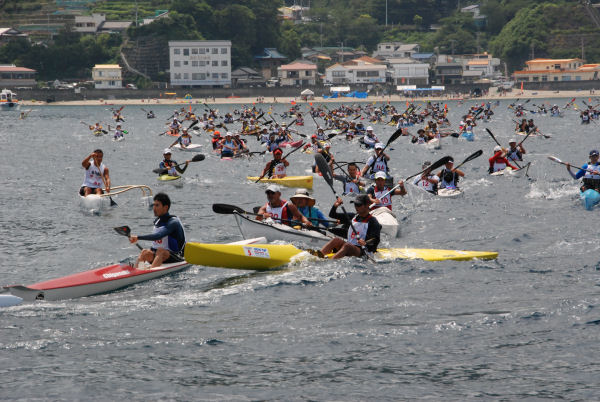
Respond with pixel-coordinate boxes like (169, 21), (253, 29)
(513, 58), (600, 82)
(325, 57), (386, 84)
(255, 48), (288, 80)
(277, 61), (318, 86)
(386, 58), (429, 85)
(169, 40), (232, 87)
(373, 42), (420, 60)
(0, 65), (36, 87)
(92, 64), (122, 89)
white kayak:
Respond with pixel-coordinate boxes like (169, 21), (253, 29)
(172, 143), (203, 152)
(490, 163), (530, 177)
(438, 188), (463, 198)
(370, 207), (399, 238)
(78, 193), (114, 214)
(233, 211), (335, 247)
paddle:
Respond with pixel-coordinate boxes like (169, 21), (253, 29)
(82, 121), (107, 134)
(314, 153), (375, 262)
(114, 225), (143, 250)
(547, 156), (596, 173)
(380, 127), (404, 153)
(152, 154), (205, 174)
(212, 203), (338, 226)
(378, 155), (453, 200)
(254, 143), (304, 183)
(453, 149), (483, 170)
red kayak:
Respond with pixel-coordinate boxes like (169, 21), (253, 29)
(4, 260), (190, 301)
(280, 140), (304, 148)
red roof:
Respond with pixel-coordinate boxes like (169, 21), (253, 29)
(280, 62), (317, 71)
(0, 66), (36, 72)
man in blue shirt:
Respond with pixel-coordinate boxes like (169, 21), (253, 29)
(567, 149), (600, 191)
(129, 193), (186, 268)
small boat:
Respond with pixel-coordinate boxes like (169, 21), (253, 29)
(370, 207), (399, 238)
(158, 174), (182, 182)
(233, 211), (335, 247)
(247, 175), (313, 189)
(490, 163), (530, 177)
(172, 143), (203, 152)
(79, 185), (153, 214)
(280, 140), (304, 148)
(184, 242), (499, 270)
(461, 131), (474, 141)
(580, 188), (600, 210)
(0, 89), (19, 110)
(438, 187), (463, 198)
(5, 260), (191, 301)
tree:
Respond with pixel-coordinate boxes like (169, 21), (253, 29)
(280, 28), (302, 61)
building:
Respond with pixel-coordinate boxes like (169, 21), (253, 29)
(386, 58), (429, 85)
(98, 21), (132, 34)
(169, 40), (232, 87)
(92, 64), (122, 89)
(373, 42), (420, 59)
(325, 57), (386, 85)
(0, 65), (36, 87)
(277, 61), (318, 86)
(254, 48), (287, 80)
(74, 14), (105, 33)
(513, 58), (600, 82)
(460, 5), (487, 29)
(231, 67), (265, 87)
(0, 28), (27, 44)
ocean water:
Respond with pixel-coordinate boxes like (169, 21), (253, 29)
(1, 99), (600, 400)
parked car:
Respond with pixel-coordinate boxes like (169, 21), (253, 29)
(126, 84), (138, 89)
(265, 79), (279, 88)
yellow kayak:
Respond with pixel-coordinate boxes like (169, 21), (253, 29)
(247, 176), (313, 189)
(157, 174), (182, 182)
(184, 242), (498, 270)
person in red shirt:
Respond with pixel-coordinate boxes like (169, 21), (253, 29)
(489, 145), (518, 173)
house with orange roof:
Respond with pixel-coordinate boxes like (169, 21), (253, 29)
(325, 57), (387, 84)
(513, 58), (600, 82)
(277, 61), (318, 86)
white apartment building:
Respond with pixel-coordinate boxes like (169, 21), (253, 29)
(325, 58), (386, 84)
(277, 61), (317, 86)
(386, 58), (429, 85)
(169, 40), (232, 87)
(92, 64), (122, 89)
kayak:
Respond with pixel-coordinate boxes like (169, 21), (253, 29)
(4, 260), (191, 301)
(233, 211), (335, 247)
(184, 242), (499, 270)
(158, 174), (182, 182)
(0, 294), (23, 307)
(438, 188), (463, 198)
(461, 131), (475, 141)
(247, 175), (313, 189)
(580, 189), (600, 210)
(172, 143), (202, 152)
(490, 163), (530, 177)
(78, 193), (113, 213)
(370, 207), (399, 238)
(280, 140), (303, 148)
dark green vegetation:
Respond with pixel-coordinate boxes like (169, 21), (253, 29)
(0, 0), (598, 81)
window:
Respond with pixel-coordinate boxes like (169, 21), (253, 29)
(221, 48), (228, 54)
(562, 76), (571, 81)
(221, 73), (228, 79)
(174, 73), (181, 79)
(332, 71), (345, 77)
(212, 61), (218, 67)
(192, 61), (198, 67)
(305, 70), (312, 76)
(192, 48), (198, 54)
(576, 76), (582, 81)
(183, 73), (189, 79)
(212, 73), (219, 79)
(183, 48), (189, 56)
(532, 76), (539, 81)
(221, 60), (228, 66)
(110, 81), (115, 86)
(199, 48), (205, 54)
(192, 73), (204, 80)
(212, 48), (218, 54)
(553, 76), (559, 81)
(541, 75), (548, 82)
(98, 71), (103, 77)
(174, 48), (180, 55)
(174, 61), (181, 67)
(199, 61), (206, 66)
(183, 61), (188, 66)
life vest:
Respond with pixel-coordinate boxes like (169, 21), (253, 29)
(368, 155), (388, 176)
(82, 160), (105, 189)
(439, 168), (459, 189)
(265, 200), (289, 224)
(371, 185), (392, 209)
(413, 174), (438, 194)
(347, 214), (372, 246)
(268, 159), (286, 177)
(506, 148), (522, 162)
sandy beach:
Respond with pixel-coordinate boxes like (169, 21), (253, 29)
(19, 89), (598, 106)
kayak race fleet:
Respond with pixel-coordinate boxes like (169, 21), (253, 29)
(3, 96), (600, 307)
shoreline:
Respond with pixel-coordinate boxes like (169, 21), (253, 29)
(19, 89), (597, 106)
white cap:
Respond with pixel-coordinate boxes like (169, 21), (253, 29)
(374, 171), (387, 180)
(374, 143), (384, 149)
(324, 142), (331, 148)
(265, 184), (280, 193)
(509, 138), (516, 143)
(225, 131), (232, 136)
(494, 145), (502, 152)
(366, 126), (373, 131)
(163, 148), (172, 155)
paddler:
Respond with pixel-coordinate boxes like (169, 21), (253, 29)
(80, 149), (110, 196)
(436, 157), (464, 190)
(319, 194), (381, 259)
(506, 138), (526, 162)
(488, 146), (518, 173)
(260, 147), (288, 178)
(413, 161), (440, 194)
(361, 143), (391, 179)
(290, 188), (330, 228)
(367, 171), (406, 209)
(256, 184), (312, 227)
(113, 124), (124, 140)
(171, 127), (192, 148)
(219, 132), (239, 158)
(129, 193), (186, 268)
(334, 162), (366, 195)
(566, 149), (600, 191)
(159, 148), (189, 177)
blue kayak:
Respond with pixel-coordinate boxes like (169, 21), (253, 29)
(461, 131), (475, 141)
(580, 189), (600, 210)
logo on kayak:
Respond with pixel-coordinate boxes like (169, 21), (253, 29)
(103, 270), (130, 279)
(243, 246), (270, 259)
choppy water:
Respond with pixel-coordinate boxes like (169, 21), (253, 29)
(1, 99), (600, 400)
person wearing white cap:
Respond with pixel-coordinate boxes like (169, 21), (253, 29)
(159, 148), (189, 177)
(413, 161), (440, 194)
(290, 188), (330, 228)
(488, 146), (517, 174)
(367, 171), (406, 209)
(170, 127), (193, 149)
(566, 150), (600, 192)
(362, 126), (379, 148)
(256, 185), (312, 227)
(506, 138), (526, 162)
(361, 142), (391, 179)
(436, 157), (465, 189)
(219, 131), (239, 158)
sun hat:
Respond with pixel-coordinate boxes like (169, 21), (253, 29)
(374, 143), (384, 149)
(374, 171), (387, 180)
(290, 188), (315, 205)
(163, 148), (172, 155)
(366, 126), (373, 131)
(265, 184), (280, 193)
(509, 138), (516, 143)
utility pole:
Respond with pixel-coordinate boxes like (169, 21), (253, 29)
(582, 37), (585, 61)
(385, 0), (388, 26)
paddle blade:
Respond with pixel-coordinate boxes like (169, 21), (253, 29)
(114, 226), (131, 237)
(212, 203), (245, 214)
(463, 149), (483, 164)
(314, 154), (334, 187)
(191, 154), (205, 162)
(547, 156), (561, 163)
(386, 127), (404, 147)
(429, 155), (453, 172)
